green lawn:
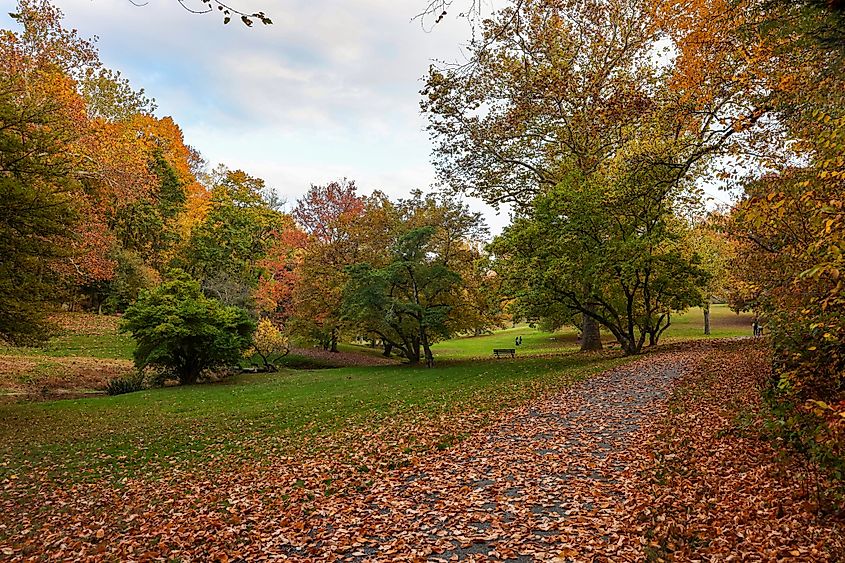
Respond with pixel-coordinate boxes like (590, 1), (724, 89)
(661, 304), (753, 340)
(430, 304), (753, 360)
(0, 353), (626, 488)
(0, 330), (135, 360)
(0, 304), (752, 491)
(431, 325), (579, 359)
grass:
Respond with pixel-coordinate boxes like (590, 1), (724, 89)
(0, 329), (135, 361)
(431, 304), (753, 360)
(431, 325), (579, 359)
(0, 305), (752, 489)
(0, 353), (625, 487)
(661, 304), (754, 341)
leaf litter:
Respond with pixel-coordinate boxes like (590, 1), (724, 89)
(1, 339), (841, 561)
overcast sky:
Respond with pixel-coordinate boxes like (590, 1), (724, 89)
(28, 0), (513, 234)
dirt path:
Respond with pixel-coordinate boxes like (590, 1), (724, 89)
(266, 352), (692, 560)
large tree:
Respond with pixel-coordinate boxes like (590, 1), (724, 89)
(424, 0), (732, 352)
(180, 166), (285, 310)
(342, 192), (489, 365)
(492, 157), (709, 356)
(289, 179), (366, 351)
(422, 0), (743, 350)
(0, 39), (83, 343)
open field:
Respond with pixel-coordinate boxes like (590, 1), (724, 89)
(430, 304), (754, 359)
(661, 304), (754, 340)
(0, 351), (627, 488)
(0, 305), (753, 398)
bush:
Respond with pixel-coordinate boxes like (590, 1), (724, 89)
(105, 373), (145, 396)
(245, 318), (290, 371)
(121, 270), (256, 385)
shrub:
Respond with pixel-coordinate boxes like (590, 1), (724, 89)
(121, 270), (256, 385)
(105, 373), (145, 396)
(246, 318), (290, 371)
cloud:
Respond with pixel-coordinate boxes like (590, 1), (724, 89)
(23, 0), (508, 234)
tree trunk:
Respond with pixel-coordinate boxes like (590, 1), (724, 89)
(382, 342), (393, 357)
(580, 312), (603, 351)
(703, 300), (711, 335)
(423, 346), (434, 368)
(409, 338), (421, 364)
(405, 345), (421, 364)
(180, 366), (201, 385)
(419, 324), (435, 368)
(330, 329), (338, 353)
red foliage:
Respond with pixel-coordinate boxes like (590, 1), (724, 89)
(293, 179), (365, 244)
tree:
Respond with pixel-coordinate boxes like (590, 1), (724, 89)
(290, 180), (365, 351)
(492, 156), (709, 356)
(120, 270), (255, 384)
(255, 224), (308, 325)
(674, 0), (845, 491)
(181, 166), (285, 308)
(422, 0), (742, 351)
(342, 192), (489, 366)
(690, 218), (734, 335)
(0, 2), (89, 343)
(246, 318), (290, 371)
(343, 227), (462, 367)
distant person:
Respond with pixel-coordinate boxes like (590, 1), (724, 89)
(515, 336), (519, 347)
(519, 336), (523, 345)
(752, 321), (759, 337)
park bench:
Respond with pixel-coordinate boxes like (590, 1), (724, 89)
(493, 348), (516, 359)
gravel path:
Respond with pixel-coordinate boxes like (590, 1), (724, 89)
(279, 352), (692, 561)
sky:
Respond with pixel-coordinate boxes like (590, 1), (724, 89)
(28, 0), (514, 234)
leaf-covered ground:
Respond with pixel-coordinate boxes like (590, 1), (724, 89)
(622, 340), (845, 560)
(3, 339), (840, 561)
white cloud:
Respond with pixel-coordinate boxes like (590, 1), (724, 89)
(22, 0), (508, 234)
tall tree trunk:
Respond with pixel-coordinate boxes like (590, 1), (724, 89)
(580, 312), (603, 351)
(703, 299), (711, 335)
(382, 342), (393, 357)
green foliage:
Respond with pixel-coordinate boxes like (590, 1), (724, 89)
(492, 169), (709, 355)
(0, 51), (80, 345)
(103, 250), (159, 312)
(120, 270), (256, 384)
(182, 167), (283, 288)
(344, 226), (462, 366)
(338, 191), (491, 365)
(105, 372), (145, 396)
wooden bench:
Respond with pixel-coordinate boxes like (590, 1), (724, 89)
(493, 348), (516, 359)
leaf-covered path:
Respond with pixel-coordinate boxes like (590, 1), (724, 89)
(269, 352), (687, 561)
(5, 342), (843, 561)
